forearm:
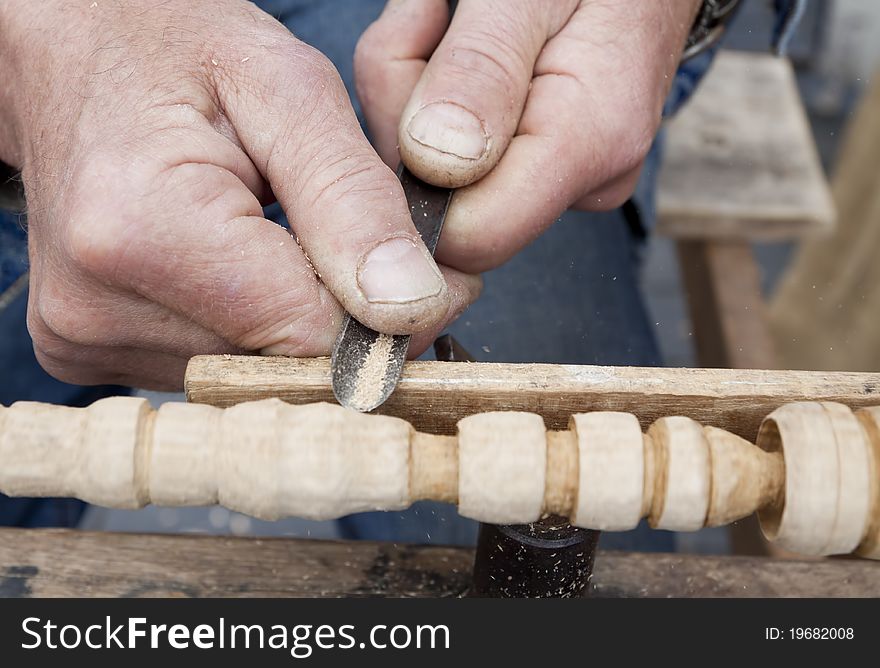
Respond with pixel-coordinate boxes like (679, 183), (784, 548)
(0, 11), (21, 166)
(0, 1), (25, 167)
(0, 0), (81, 170)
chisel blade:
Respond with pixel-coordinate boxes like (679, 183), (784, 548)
(330, 168), (453, 412)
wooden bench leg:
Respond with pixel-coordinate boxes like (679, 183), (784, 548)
(676, 240), (777, 370)
(676, 239), (778, 556)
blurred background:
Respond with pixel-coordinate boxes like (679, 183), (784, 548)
(648, 0), (876, 369)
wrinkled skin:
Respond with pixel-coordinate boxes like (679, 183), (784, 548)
(0, 0), (699, 389)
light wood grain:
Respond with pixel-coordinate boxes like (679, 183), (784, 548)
(657, 50), (835, 241)
(676, 241), (780, 555)
(770, 71), (880, 372)
(2, 528), (878, 598)
(9, 392), (875, 557)
(184, 355), (880, 441)
(677, 240), (777, 370)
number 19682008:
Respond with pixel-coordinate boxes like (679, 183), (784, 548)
(765, 628), (854, 640)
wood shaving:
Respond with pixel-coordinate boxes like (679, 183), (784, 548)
(349, 333), (394, 411)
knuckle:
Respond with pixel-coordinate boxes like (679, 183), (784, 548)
(32, 347), (80, 385)
(264, 47), (352, 180)
(573, 119), (653, 191)
(293, 42), (343, 88)
(61, 153), (141, 280)
(444, 27), (528, 93)
(30, 289), (87, 347)
(615, 123), (655, 174)
(25, 304), (55, 355)
(62, 214), (122, 280)
(353, 30), (389, 107)
(253, 38), (342, 106)
(27, 303), (83, 377)
(595, 114), (656, 180)
(32, 345), (113, 387)
(31, 346), (76, 384)
(305, 152), (396, 213)
(443, 228), (509, 275)
(232, 282), (334, 354)
(354, 26), (383, 75)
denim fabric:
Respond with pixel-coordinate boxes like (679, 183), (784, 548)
(774, 0), (807, 55)
(0, 212), (26, 295)
(666, 50), (718, 118)
(0, 0), (801, 543)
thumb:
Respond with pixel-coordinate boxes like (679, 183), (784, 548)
(355, 0), (450, 167)
(217, 36), (450, 335)
(397, 0), (579, 187)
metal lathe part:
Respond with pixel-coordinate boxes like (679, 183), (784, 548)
(471, 518), (600, 598)
(331, 168), (452, 412)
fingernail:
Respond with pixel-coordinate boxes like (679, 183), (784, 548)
(406, 102), (487, 160)
(358, 237), (444, 304)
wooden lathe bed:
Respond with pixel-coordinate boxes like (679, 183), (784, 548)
(3, 528), (880, 598)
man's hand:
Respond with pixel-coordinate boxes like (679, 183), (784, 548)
(355, 0), (702, 274)
(0, 0), (480, 389)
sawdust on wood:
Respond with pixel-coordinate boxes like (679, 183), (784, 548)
(350, 333), (395, 411)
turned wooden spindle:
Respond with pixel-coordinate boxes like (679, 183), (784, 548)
(0, 397), (878, 560)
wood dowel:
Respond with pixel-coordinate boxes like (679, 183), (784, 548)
(544, 431), (578, 517)
(3, 396), (880, 560)
(410, 433), (457, 503)
(184, 355), (880, 441)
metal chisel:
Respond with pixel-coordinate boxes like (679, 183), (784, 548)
(330, 167), (452, 412)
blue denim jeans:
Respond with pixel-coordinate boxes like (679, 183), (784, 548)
(0, 0), (800, 547)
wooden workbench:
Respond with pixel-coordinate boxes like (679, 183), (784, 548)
(2, 529), (878, 598)
(657, 50), (835, 371)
